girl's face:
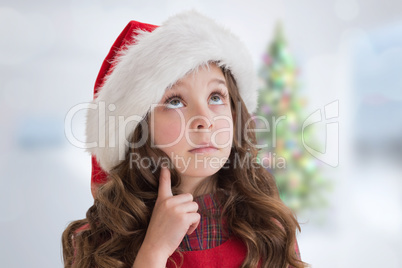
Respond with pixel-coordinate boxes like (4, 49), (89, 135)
(150, 64), (233, 192)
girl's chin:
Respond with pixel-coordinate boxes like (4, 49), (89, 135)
(177, 167), (221, 179)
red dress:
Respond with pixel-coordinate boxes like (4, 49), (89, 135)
(166, 193), (301, 268)
(168, 237), (248, 268)
(167, 193), (247, 267)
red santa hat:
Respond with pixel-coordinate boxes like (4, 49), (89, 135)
(86, 10), (258, 197)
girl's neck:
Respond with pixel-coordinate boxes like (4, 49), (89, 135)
(179, 174), (217, 197)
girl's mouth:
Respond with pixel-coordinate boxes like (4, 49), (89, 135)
(188, 146), (218, 154)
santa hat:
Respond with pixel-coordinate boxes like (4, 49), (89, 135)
(86, 10), (258, 197)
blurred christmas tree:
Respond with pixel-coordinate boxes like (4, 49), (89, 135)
(255, 23), (331, 214)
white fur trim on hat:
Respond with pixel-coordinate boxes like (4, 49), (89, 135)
(86, 10), (258, 172)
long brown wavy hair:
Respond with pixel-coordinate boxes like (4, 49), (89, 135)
(62, 67), (307, 268)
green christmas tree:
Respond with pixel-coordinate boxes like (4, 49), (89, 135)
(255, 23), (331, 214)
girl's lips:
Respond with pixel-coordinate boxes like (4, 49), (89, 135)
(189, 147), (218, 154)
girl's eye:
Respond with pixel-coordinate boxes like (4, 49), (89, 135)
(209, 89), (228, 105)
(165, 97), (184, 109)
(163, 90), (227, 109)
(209, 94), (224, 105)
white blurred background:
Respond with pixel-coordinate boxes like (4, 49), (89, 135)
(0, 0), (401, 267)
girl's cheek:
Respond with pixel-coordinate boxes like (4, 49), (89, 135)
(163, 122), (183, 144)
(153, 115), (184, 146)
(214, 105), (233, 123)
(213, 122), (233, 148)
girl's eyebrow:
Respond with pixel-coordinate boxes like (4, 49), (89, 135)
(171, 78), (227, 90)
(208, 78), (227, 87)
(172, 80), (186, 88)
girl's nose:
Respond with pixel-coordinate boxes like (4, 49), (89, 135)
(189, 115), (213, 130)
(188, 106), (213, 131)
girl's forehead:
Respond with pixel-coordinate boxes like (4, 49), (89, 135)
(171, 65), (227, 89)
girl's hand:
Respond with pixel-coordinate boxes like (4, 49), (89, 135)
(133, 167), (200, 267)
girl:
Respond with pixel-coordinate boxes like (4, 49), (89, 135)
(62, 11), (306, 268)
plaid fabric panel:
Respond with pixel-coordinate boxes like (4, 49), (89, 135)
(179, 193), (229, 251)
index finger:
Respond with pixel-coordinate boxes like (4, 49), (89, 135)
(158, 166), (173, 199)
